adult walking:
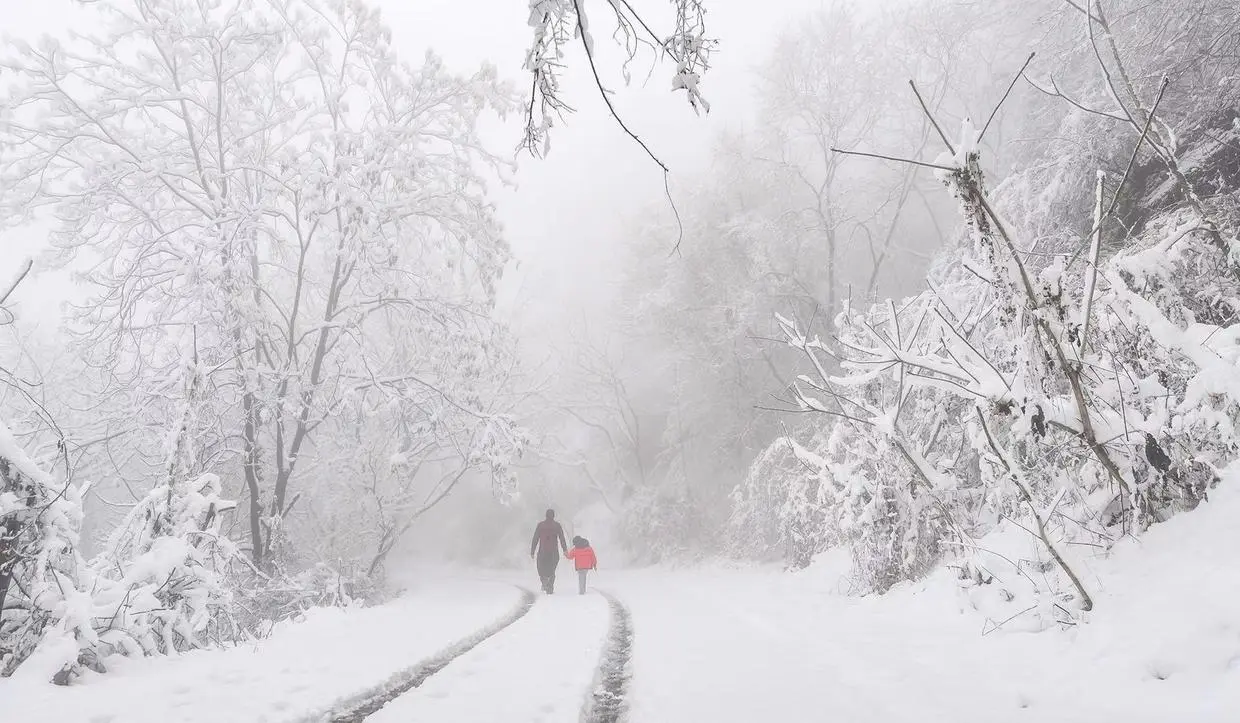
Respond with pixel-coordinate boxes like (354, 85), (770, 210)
(530, 509), (568, 593)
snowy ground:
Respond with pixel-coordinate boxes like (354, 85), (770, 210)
(3, 486), (1237, 722)
(0, 580), (523, 723)
(367, 590), (609, 722)
(605, 482), (1240, 723)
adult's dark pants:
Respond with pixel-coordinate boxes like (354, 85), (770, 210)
(536, 551), (560, 593)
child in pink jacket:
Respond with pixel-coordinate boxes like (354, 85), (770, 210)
(564, 536), (597, 595)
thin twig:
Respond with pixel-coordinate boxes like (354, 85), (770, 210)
(611, 0), (673, 61)
(665, 172), (686, 256)
(974, 407), (1094, 612)
(1083, 0), (1137, 129)
(1021, 74), (1129, 124)
(909, 80), (955, 155)
(980, 52), (1036, 142)
(0, 259), (33, 308)
(1060, 0), (1104, 23)
(831, 147), (956, 172)
(1104, 76), (1170, 219)
(982, 605), (1039, 636)
(571, 0), (668, 173)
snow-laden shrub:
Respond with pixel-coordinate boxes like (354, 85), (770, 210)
(0, 421), (91, 678)
(730, 435), (835, 567)
(618, 480), (724, 564)
(1094, 217), (1239, 523)
(228, 562), (373, 640)
(746, 117), (1240, 620)
(87, 473), (238, 662)
(0, 416), (247, 682)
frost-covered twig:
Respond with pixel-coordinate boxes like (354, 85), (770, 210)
(0, 259), (32, 310)
(1103, 77), (1170, 220)
(1080, 171), (1106, 349)
(521, 0), (714, 162)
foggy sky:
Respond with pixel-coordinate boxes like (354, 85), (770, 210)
(0, 0), (829, 346)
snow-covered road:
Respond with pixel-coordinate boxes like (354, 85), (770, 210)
(327, 586), (538, 721)
(4, 484), (1238, 723)
(368, 587), (611, 722)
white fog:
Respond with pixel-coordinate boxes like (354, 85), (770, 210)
(1, 1), (1237, 721)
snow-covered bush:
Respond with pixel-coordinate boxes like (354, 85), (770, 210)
(1, 348), (246, 681)
(1, 433), (244, 682)
(738, 288), (979, 592)
(730, 435), (835, 567)
(0, 422), (90, 678)
(618, 481), (720, 564)
(88, 473), (237, 661)
(746, 103), (1239, 616)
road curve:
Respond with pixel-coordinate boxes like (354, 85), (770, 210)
(325, 585), (537, 723)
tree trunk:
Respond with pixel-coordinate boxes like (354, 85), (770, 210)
(242, 387), (265, 570)
(0, 522), (15, 618)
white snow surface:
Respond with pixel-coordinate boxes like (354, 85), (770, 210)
(608, 480), (1240, 723)
(368, 589), (609, 723)
(3, 485), (1238, 722)
(0, 580), (522, 723)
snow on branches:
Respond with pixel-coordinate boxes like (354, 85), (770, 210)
(747, 103), (1239, 620)
(0, 422), (88, 679)
(88, 474), (238, 661)
(0, 350), (240, 683)
(521, 0), (715, 163)
(0, 0), (526, 577)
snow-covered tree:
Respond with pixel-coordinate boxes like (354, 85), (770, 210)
(0, 0), (523, 574)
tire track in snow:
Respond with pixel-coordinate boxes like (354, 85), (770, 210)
(322, 585), (536, 723)
(580, 590), (634, 723)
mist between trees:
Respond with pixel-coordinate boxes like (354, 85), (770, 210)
(2, 0), (1238, 684)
